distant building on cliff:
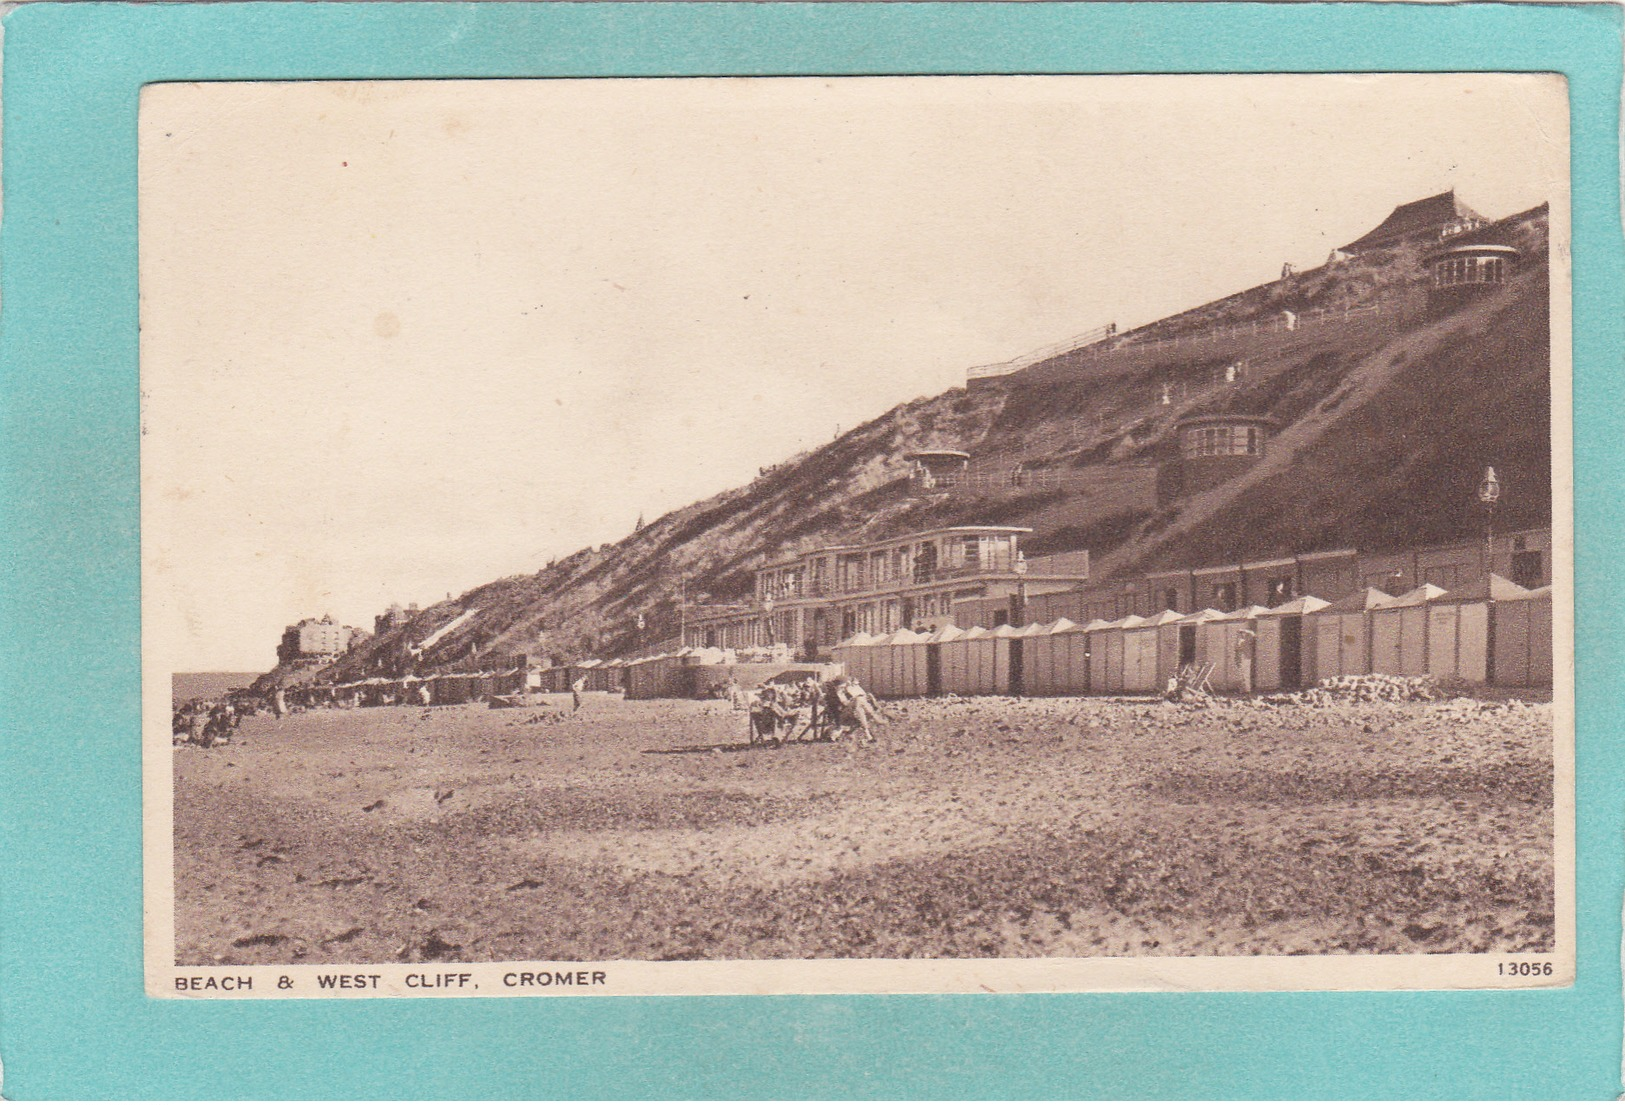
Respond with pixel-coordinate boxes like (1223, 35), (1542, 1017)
(1157, 411), (1276, 503)
(373, 602), (420, 635)
(1338, 189), (1484, 254)
(1424, 234), (1520, 314)
(277, 615), (363, 666)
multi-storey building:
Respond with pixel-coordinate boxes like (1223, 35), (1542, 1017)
(277, 615), (363, 665)
(682, 525), (1091, 658)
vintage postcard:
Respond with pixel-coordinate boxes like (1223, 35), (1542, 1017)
(140, 73), (1572, 999)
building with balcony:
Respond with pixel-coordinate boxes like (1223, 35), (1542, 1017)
(682, 525), (1091, 658)
(1424, 238), (1519, 314)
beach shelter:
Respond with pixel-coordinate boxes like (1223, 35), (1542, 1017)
(1254, 596), (1330, 691)
(1304, 588), (1391, 682)
(1427, 574), (1528, 683)
(1492, 584), (1554, 686)
(1370, 584), (1447, 677)
(1196, 606), (1271, 692)
(1123, 610), (1185, 693)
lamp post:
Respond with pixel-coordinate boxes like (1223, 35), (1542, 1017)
(1478, 466), (1501, 580)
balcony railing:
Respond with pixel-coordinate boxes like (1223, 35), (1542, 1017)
(759, 559), (1019, 602)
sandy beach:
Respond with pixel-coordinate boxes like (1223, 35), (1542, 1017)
(173, 691), (1554, 966)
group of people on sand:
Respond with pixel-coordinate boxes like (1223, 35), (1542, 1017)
(730, 674), (889, 751)
(171, 699), (245, 748)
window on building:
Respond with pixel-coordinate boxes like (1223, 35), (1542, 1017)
(1423, 565), (1459, 588)
(1482, 257), (1504, 283)
(1511, 549), (1544, 589)
(1162, 587), (1180, 611)
(1245, 427), (1260, 455)
(1214, 582), (1238, 610)
(1267, 576), (1294, 604)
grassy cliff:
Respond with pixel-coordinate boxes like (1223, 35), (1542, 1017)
(312, 205), (1551, 678)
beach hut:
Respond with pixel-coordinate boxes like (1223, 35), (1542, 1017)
(1427, 574), (1528, 683)
(1492, 584), (1554, 686)
(992, 623), (1040, 696)
(1010, 622), (1051, 696)
(880, 627), (931, 698)
(857, 631), (904, 697)
(1122, 610), (1185, 693)
(920, 623), (963, 696)
(1304, 588), (1391, 682)
(1077, 619), (1114, 694)
(1023, 619), (1079, 697)
(1370, 584), (1447, 677)
(830, 632), (878, 691)
(939, 625), (1010, 696)
(1254, 596), (1330, 691)
(1091, 615), (1146, 694)
(1196, 606), (1271, 692)
(624, 654), (686, 700)
(1169, 609), (1225, 676)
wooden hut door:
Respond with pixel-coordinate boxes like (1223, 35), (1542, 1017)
(1280, 616), (1303, 688)
(1179, 625), (1197, 666)
(926, 644), (942, 696)
(1008, 638), (1025, 697)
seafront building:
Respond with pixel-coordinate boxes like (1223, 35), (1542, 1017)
(682, 525), (1092, 658)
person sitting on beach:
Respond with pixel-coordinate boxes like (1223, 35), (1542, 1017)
(839, 677), (884, 749)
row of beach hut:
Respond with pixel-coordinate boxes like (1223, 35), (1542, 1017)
(831, 576), (1553, 699)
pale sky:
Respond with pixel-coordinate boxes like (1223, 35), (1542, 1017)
(139, 75), (1568, 671)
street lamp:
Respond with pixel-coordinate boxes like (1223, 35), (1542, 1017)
(1478, 466), (1501, 579)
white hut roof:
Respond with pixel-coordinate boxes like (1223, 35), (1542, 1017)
(1175, 608), (1227, 625)
(1041, 617), (1078, 633)
(1214, 605), (1272, 622)
(1135, 610), (1187, 627)
(1378, 583), (1449, 609)
(1262, 595), (1331, 616)
(926, 624), (967, 643)
(1318, 587), (1394, 613)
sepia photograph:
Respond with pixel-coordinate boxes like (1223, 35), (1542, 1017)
(140, 74), (1572, 997)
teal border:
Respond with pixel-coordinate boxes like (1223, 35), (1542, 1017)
(1, 2), (1620, 1098)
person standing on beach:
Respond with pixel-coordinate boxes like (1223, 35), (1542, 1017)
(1234, 628), (1257, 695)
(571, 676), (586, 713)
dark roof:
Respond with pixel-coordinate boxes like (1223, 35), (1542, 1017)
(1340, 190), (1481, 253)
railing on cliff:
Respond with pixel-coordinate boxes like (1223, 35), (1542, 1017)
(966, 322), (1119, 382)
